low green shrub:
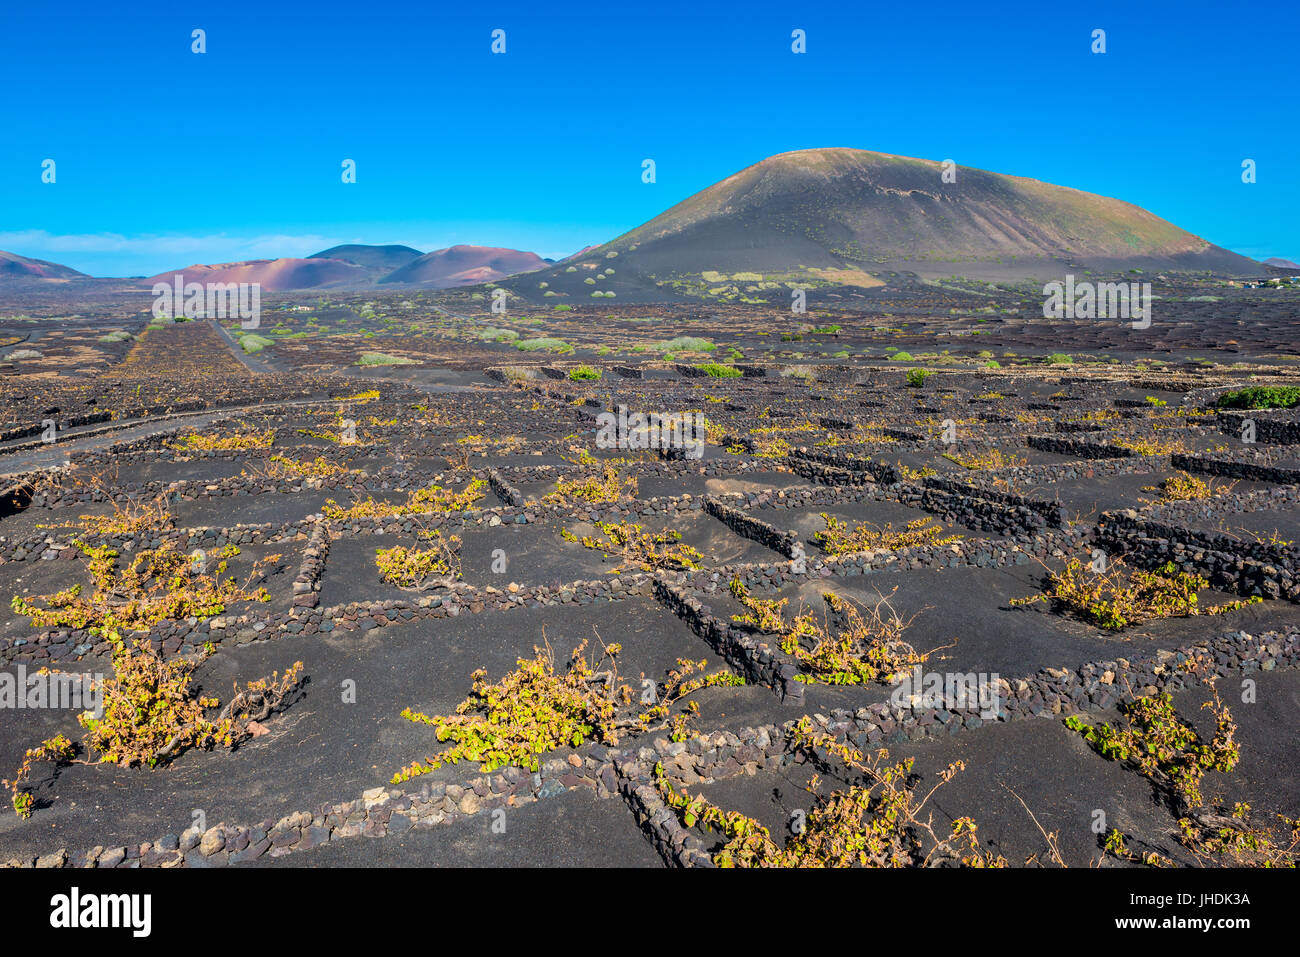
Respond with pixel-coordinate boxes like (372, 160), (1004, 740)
(698, 363), (742, 378)
(1215, 386), (1300, 410)
(357, 351), (415, 366)
(517, 338), (572, 353)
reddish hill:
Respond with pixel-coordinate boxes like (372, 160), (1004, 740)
(143, 257), (370, 291)
(0, 250), (89, 281)
(378, 245), (546, 286)
(558, 245), (599, 263)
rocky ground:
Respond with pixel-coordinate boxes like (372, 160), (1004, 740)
(0, 309), (1297, 869)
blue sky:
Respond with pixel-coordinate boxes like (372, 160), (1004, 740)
(2, 0), (1295, 276)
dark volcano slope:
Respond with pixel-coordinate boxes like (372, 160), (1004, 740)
(307, 244), (424, 281)
(615, 149), (1257, 275)
(492, 148), (1260, 302)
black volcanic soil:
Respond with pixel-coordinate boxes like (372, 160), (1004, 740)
(0, 304), (1294, 870)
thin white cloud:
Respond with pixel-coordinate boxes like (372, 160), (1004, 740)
(0, 230), (348, 265)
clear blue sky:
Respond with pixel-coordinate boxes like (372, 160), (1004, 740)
(2, 0), (1294, 276)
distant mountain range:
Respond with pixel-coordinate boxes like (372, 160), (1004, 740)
(0, 148), (1272, 299)
(1263, 257), (1300, 273)
(140, 244), (545, 292)
(0, 244), (550, 293)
